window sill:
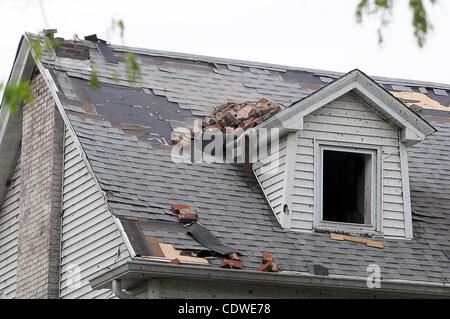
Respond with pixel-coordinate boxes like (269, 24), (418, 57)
(314, 222), (381, 238)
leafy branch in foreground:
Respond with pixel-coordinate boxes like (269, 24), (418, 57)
(1, 33), (60, 113)
(2, 81), (35, 114)
(124, 52), (141, 83)
(356, 0), (436, 47)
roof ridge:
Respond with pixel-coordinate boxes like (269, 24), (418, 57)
(110, 43), (450, 91)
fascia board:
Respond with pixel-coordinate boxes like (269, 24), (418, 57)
(89, 260), (450, 297)
(0, 37), (34, 205)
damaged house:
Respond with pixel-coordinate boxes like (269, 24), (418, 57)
(0, 31), (449, 299)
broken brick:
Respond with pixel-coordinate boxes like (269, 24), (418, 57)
(242, 118), (256, 130)
(220, 259), (242, 269)
(258, 252), (279, 272)
(204, 98), (283, 139)
(257, 97), (269, 105)
(178, 208), (198, 223)
(204, 125), (222, 133)
(224, 112), (241, 127)
(229, 253), (241, 260)
(262, 252), (273, 263)
(258, 261), (279, 272)
(171, 205), (190, 213)
(169, 258), (181, 264)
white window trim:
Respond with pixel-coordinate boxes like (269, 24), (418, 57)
(313, 139), (382, 235)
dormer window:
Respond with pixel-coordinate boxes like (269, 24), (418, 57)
(252, 70), (436, 239)
(315, 141), (381, 234)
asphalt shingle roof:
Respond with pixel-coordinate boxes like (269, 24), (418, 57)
(39, 35), (450, 284)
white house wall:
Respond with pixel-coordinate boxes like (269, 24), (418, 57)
(60, 127), (131, 299)
(0, 152), (20, 299)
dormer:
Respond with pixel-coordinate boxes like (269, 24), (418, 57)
(252, 70), (436, 239)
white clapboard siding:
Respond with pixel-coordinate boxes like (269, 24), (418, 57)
(292, 92), (406, 237)
(60, 128), (131, 299)
(0, 154), (21, 299)
(253, 135), (288, 217)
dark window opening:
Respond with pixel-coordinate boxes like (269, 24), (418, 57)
(322, 150), (372, 225)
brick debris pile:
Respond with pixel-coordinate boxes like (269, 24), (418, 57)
(204, 98), (282, 134)
(172, 98), (282, 146)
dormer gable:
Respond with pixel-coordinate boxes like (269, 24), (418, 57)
(252, 70), (436, 239)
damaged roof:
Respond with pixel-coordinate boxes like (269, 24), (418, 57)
(30, 33), (450, 284)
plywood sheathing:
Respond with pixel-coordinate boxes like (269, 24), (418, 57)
(160, 243), (209, 264)
(390, 91), (450, 112)
(330, 233), (384, 249)
(141, 243), (209, 264)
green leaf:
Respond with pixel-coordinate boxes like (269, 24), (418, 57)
(3, 81), (35, 114)
(124, 53), (141, 83)
(112, 72), (119, 83)
(355, 0), (435, 47)
(89, 71), (101, 89)
(28, 35), (42, 61)
(409, 0), (434, 47)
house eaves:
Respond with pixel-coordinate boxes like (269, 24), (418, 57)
(258, 69), (437, 145)
(0, 36), (35, 204)
(89, 259), (450, 298)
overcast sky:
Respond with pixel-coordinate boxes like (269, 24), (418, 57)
(1, 0), (449, 92)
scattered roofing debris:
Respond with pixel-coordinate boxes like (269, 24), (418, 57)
(84, 34), (123, 64)
(220, 259), (242, 270)
(178, 208), (198, 224)
(84, 34), (107, 44)
(307, 264), (329, 276)
(158, 243), (208, 264)
(258, 252), (279, 273)
(170, 98), (283, 150)
(171, 204), (198, 224)
(169, 258), (181, 265)
(187, 222), (237, 256)
(118, 216), (209, 264)
(203, 98), (282, 134)
(330, 233), (384, 249)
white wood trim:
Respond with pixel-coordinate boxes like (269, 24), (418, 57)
(399, 137), (414, 239)
(281, 132), (298, 229)
(313, 139), (382, 235)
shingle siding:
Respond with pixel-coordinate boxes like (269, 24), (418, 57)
(0, 153), (21, 298)
(59, 127), (131, 299)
